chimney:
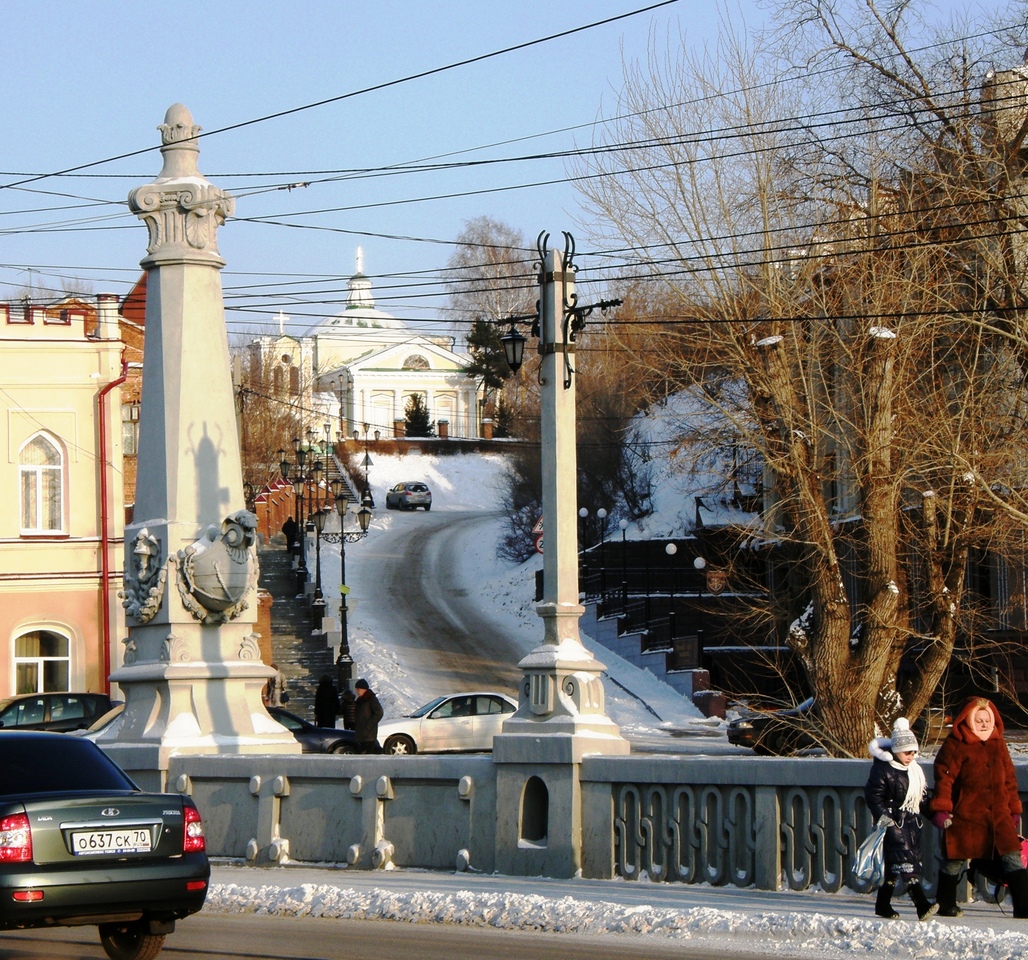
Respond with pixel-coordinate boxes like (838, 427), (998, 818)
(95, 293), (121, 339)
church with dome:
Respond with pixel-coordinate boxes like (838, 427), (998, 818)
(246, 250), (484, 440)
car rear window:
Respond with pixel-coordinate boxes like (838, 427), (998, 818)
(0, 737), (138, 796)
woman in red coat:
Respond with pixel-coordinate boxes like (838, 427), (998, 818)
(931, 697), (1026, 917)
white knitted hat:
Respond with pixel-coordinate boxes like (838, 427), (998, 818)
(890, 717), (919, 754)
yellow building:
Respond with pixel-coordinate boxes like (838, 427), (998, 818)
(0, 295), (126, 698)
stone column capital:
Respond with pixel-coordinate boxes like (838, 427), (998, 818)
(128, 104), (234, 266)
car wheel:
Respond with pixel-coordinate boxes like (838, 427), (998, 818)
(423, 504), (431, 511)
(330, 742), (356, 754)
(99, 921), (166, 960)
(383, 734), (416, 755)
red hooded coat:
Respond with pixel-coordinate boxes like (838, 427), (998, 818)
(930, 697), (1022, 861)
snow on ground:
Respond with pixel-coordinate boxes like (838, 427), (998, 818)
(237, 446), (1028, 956)
(333, 447), (706, 738)
(205, 862), (1028, 958)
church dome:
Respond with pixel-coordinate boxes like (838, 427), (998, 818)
(305, 248), (406, 335)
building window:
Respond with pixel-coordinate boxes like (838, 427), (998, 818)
(20, 434), (64, 533)
(122, 404), (140, 455)
(14, 630), (70, 693)
(402, 354), (430, 370)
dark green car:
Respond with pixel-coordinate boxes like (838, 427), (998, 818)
(0, 732), (209, 960)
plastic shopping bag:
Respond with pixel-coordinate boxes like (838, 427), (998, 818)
(853, 821), (887, 885)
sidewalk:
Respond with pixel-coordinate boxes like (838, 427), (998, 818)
(207, 860), (1028, 959)
(258, 538), (336, 721)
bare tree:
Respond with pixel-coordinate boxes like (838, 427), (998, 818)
(444, 216), (537, 327)
(574, 1), (1028, 754)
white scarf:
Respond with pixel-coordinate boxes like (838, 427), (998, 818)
(890, 756), (927, 814)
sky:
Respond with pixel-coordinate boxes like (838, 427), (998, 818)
(0, 0), (707, 337)
(1, 0), (990, 346)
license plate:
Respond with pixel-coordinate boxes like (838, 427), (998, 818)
(71, 828), (152, 856)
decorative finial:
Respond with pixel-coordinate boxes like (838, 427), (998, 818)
(158, 104), (201, 146)
(356, 246), (364, 276)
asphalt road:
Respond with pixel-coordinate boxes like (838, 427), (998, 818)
(355, 507), (528, 698)
(0, 914), (786, 960)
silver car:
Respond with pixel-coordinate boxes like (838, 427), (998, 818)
(384, 482), (432, 511)
(379, 692), (517, 754)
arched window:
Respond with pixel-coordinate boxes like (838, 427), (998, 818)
(20, 434), (63, 533)
(14, 630), (70, 693)
(402, 354), (430, 371)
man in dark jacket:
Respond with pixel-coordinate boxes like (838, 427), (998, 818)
(353, 678), (383, 753)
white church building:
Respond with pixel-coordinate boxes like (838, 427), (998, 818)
(248, 251), (484, 440)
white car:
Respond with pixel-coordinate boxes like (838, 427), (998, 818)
(379, 692), (517, 755)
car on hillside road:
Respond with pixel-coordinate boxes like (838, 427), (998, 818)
(0, 731), (209, 960)
(379, 692), (517, 755)
(384, 481), (432, 511)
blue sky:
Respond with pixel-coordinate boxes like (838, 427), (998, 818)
(0, 0), (741, 336)
(0, 0), (991, 340)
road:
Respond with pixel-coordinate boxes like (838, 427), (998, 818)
(0, 914), (786, 960)
(353, 508), (528, 697)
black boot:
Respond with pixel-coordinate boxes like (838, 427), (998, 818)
(935, 872), (964, 918)
(1006, 868), (1028, 919)
(908, 880), (939, 921)
(876, 879), (899, 919)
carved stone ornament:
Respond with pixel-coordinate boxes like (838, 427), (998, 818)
(121, 635), (137, 665)
(238, 633), (262, 660)
(127, 104), (234, 260)
(160, 632), (191, 663)
(120, 528), (167, 624)
(174, 510), (260, 625)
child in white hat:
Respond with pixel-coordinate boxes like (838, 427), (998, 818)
(864, 717), (937, 920)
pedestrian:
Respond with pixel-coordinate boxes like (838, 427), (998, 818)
(339, 686), (357, 731)
(281, 516), (298, 552)
(263, 662), (287, 707)
(931, 696), (1028, 918)
(864, 717), (937, 921)
(353, 678), (384, 753)
(313, 675), (339, 729)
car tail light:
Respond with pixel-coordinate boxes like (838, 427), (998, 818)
(0, 813), (31, 862)
(182, 802), (206, 854)
(12, 890), (43, 902)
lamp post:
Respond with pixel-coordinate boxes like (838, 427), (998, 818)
(321, 485), (373, 687)
(619, 518), (629, 614)
(665, 542), (678, 643)
(310, 505), (328, 628)
(330, 375), (348, 440)
(352, 422), (376, 507)
(597, 507), (608, 594)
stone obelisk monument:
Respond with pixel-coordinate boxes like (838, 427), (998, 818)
(102, 105), (297, 787)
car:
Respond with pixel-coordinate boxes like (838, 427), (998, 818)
(726, 697), (819, 755)
(77, 704), (357, 755)
(384, 482), (432, 511)
(727, 698), (952, 756)
(379, 692), (518, 755)
(0, 731), (209, 960)
(266, 706), (357, 754)
(0, 692), (117, 732)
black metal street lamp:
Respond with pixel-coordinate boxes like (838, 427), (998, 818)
(311, 507), (329, 627)
(321, 485), (374, 687)
(352, 422), (376, 507)
(665, 542), (678, 642)
(619, 518), (629, 614)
